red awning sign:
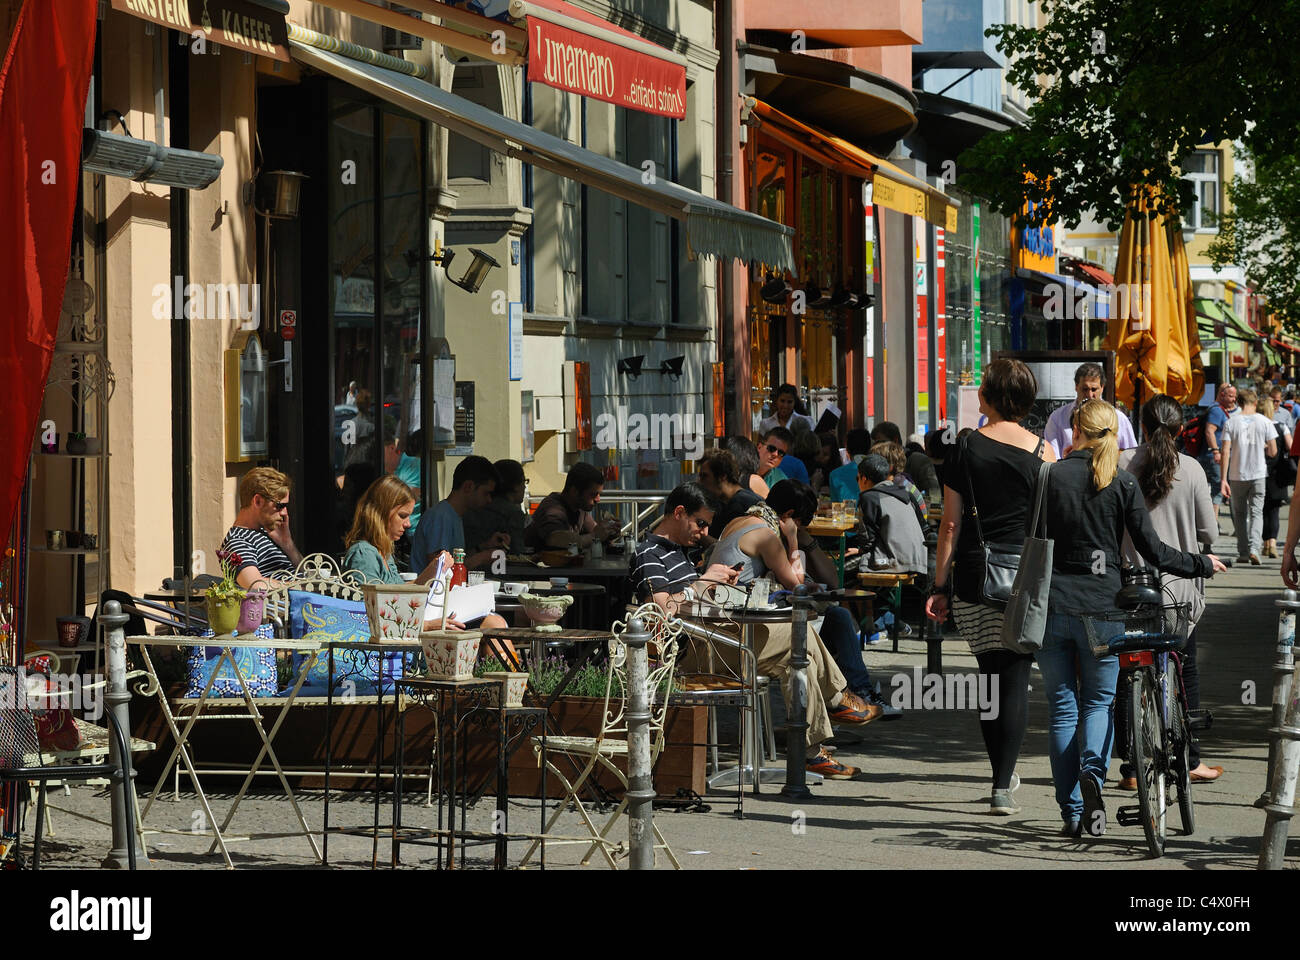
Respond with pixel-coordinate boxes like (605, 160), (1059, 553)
(526, 14), (685, 119)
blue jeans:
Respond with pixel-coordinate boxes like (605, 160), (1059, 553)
(1035, 613), (1122, 822)
(1197, 450), (1222, 503)
(819, 605), (874, 695)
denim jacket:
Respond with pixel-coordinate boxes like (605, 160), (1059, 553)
(1045, 449), (1213, 614)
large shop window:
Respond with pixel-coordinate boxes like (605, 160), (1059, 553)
(329, 92), (427, 546)
(581, 102), (678, 325)
(1182, 149), (1221, 233)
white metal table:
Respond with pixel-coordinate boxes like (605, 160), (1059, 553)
(126, 633), (326, 869)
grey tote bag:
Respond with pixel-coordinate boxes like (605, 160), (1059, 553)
(1000, 459), (1053, 654)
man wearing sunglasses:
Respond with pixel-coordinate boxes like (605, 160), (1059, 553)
(220, 467), (304, 589)
(758, 426), (794, 487)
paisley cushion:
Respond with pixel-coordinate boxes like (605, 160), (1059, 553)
(286, 591), (404, 696)
(185, 623), (279, 698)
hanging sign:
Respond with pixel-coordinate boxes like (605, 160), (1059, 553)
(111, 0), (290, 62)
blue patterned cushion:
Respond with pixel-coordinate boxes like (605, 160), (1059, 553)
(286, 591), (403, 696)
(185, 623), (279, 698)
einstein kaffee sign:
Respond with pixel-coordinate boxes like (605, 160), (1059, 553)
(516, 0), (686, 120)
(111, 0), (289, 62)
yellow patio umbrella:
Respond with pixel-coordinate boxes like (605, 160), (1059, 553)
(1106, 187), (1195, 410)
(1169, 225), (1205, 402)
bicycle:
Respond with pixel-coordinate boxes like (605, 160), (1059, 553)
(1085, 574), (1208, 858)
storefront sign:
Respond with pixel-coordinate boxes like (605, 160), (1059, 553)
(525, 14), (685, 119)
(111, 0), (290, 62)
(508, 301), (523, 381)
(936, 228), (946, 421)
(972, 203), (982, 382)
(914, 215), (929, 421)
(1013, 199), (1056, 273)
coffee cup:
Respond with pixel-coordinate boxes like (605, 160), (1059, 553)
(501, 582), (527, 596)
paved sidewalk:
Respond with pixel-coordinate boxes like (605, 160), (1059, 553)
(28, 504), (1300, 870)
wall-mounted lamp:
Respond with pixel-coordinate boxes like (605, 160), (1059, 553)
(803, 282), (833, 308)
(658, 355), (686, 380)
(258, 170), (308, 219)
(450, 248), (501, 294)
(617, 355), (646, 379)
(428, 242), (501, 294)
(760, 273), (791, 303)
(830, 286), (860, 309)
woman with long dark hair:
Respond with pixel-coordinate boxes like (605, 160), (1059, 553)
(1039, 399), (1225, 838)
(926, 358), (1055, 816)
(1118, 394), (1224, 784)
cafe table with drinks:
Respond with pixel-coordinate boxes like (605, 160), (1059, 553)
(805, 498), (860, 588)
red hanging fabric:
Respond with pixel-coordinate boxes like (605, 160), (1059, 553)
(0, 0), (98, 541)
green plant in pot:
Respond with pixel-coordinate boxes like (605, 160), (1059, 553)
(205, 557), (246, 636)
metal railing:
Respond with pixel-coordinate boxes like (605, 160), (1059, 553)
(527, 490), (669, 544)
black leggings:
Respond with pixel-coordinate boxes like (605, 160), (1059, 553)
(973, 650), (1034, 791)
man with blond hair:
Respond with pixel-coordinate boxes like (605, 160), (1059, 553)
(220, 467), (304, 588)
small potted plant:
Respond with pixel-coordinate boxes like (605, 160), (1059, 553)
(66, 431), (87, 455)
(205, 556), (246, 636)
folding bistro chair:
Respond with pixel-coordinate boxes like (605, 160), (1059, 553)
(519, 603), (683, 869)
(0, 666), (138, 870)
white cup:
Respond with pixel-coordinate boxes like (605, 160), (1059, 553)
(501, 581), (527, 596)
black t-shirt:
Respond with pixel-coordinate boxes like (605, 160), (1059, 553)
(710, 488), (763, 537)
(947, 431), (1043, 603)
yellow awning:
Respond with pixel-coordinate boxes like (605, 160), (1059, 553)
(752, 99), (958, 232)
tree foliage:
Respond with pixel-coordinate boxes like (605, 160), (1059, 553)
(957, 0), (1298, 231)
(1207, 148), (1300, 330)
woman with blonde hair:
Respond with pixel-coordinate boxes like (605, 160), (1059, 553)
(1038, 398), (1225, 838)
(344, 475), (439, 585)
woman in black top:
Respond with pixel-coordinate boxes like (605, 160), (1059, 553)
(1039, 399), (1225, 838)
(926, 358), (1056, 816)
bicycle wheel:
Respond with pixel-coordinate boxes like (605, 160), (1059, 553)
(1129, 669), (1167, 857)
(1167, 658), (1195, 836)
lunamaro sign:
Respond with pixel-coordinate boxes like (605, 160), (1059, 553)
(111, 0), (289, 62)
(525, 15), (685, 119)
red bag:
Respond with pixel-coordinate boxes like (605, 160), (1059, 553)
(23, 656), (81, 753)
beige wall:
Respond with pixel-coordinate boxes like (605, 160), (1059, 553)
(102, 16), (176, 599)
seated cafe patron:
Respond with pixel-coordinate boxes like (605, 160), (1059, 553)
(219, 467), (304, 587)
(410, 456), (509, 572)
(524, 462), (618, 551)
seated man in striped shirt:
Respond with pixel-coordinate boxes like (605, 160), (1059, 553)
(219, 467), (304, 587)
(630, 482), (877, 780)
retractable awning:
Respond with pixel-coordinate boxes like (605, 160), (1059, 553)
(291, 40), (794, 271)
(751, 99), (958, 232)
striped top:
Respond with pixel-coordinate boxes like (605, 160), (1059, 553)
(219, 525), (292, 579)
(629, 535), (697, 600)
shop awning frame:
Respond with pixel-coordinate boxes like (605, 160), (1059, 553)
(290, 39), (795, 271)
(751, 99), (957, 232)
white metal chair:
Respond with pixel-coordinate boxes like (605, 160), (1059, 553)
(519, 603), (683, 869)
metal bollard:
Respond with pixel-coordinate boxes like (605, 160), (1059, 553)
(98, 601), (149, 869)
(1257, 592), (1300, 808)
(782, 586), (812, 800)
(1258, 664), (1300, 868)
(623, 616), (655, 870)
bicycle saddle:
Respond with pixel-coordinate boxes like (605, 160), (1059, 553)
(1115, 582), (1162, 611)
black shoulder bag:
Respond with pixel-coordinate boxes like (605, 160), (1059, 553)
(960, 433), (1044, 611)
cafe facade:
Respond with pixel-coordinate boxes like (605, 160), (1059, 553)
(8, 0), (793, 649)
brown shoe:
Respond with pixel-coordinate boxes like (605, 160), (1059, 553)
(1116, 777), (1138, 791)
(1267, 543), (1279, 558)
(1190, 764), (1226, 783)
(1250, 554), (1261, 565)
(828, 690), (883, 725)
(806, 748), (860, 779)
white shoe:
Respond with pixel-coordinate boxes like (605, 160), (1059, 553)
(1010, 773), (1021, 794)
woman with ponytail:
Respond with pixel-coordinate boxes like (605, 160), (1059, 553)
(1118, 395), (1224, 785)
(1038, 398), (1226, 838)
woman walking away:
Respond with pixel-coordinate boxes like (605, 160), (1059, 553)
(1041, 399), (1225, 839)
(1259, 394), (1293, 558)
(1119, 394), (1225, 786)
(926, 358), (1055, 816)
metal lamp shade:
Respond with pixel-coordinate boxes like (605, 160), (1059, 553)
(265, 170), (308, 218)
(452, 248), (502, 294)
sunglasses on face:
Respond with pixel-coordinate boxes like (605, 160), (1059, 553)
(764, 443), (786, 457)
(690, 517), (710, 530)
(267, 500), (289, 512)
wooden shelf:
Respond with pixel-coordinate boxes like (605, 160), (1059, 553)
(31, 547), (101, 556)
(35, 451), (108, 459)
